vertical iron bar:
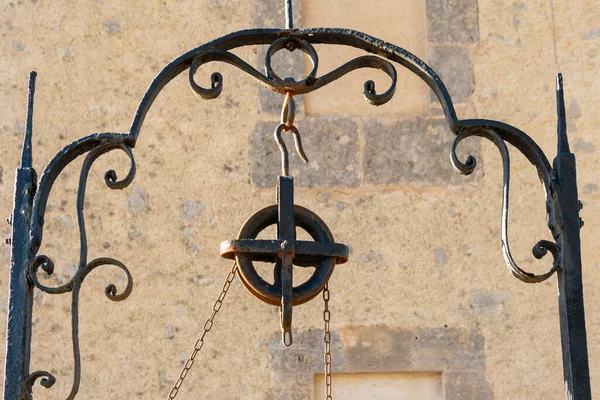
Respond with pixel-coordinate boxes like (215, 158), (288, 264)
(3, 72), (37, 400)
(554, 74), (591, 400)
(277, 176), (294, 345)
(285, 0), (294, 30)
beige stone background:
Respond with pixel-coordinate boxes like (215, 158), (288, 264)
(0, 0), (598, 399)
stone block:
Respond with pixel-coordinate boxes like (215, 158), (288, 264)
(267, 325), (492, 398)
(364, 118), (480, 186)
(266, 373), (314, 400)
(473, 379), (495, 400)
(268, 329), (344, 373)
(412, 328), (485, 371)
(428, 45), (474, 104)
(341, 326), (413, 372)
(426, 0), (479, 44)
(445, 380), (474, 400)
(250, 117), (360, 188)
(444, 371), (494, 400)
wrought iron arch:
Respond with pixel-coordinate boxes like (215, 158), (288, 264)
(3, 21), (591, 400)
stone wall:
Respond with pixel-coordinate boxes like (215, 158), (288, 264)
(0, 0), (599, 399)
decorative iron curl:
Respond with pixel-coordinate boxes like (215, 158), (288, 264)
(29, 133), (136, 256)
(77, 143), (136, 266)
(188, 36), (397, 106)
(103, 145), (136, 190)
(28, 256), (132, 297)
(24, 133), (136, 398)
(26, 257), (133, 399)
(451, 127), (560, 283)
(25, 371), (56, 397)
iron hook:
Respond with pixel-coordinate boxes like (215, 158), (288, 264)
(274, 124), (309, 177)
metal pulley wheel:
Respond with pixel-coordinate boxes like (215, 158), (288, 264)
(220, 204), (348, 306)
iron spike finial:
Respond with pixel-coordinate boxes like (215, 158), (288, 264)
(20, 71), (37, 169)
(556, 73), (570, 155)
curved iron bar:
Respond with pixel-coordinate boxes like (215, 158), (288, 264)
(128, 28), (552, 189)
(25, 135), (135, 396)
(138, 27), (557, 280)
(451, 127), (560, 283)
(29, 133), (135, 256)
(22, 27), (563, 398)
(26, 257), (133, 398)
(77, 144), (136, 267)
(189, 49), (397, 105)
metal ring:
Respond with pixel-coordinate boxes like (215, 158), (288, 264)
(265, 36), (319, 88)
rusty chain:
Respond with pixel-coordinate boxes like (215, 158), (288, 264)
(323, 283), (333, 400)
(167, 262), (238, 399)
(166, 261), (332, 399)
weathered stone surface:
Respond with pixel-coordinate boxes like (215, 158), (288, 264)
(445, 371), (495, 400)
(572, 139), (595, 153)
(342, 326), (413, 372)
(426, 0), (479, 44)
(364, 118), (480, 185)
(302, 0), (429, 117)
(250, 117), (360, 187)
(445, 379), (474, 400)
(266, 373), (314, 400)
(268, 329), (344, 370)
(428, 45), (474, 104)
(469, 290), (511, 317)
(583, 183), (598, 194)
(129, 184), (148, 214)
(434, 247), (448, 265)
(412, 328), (485, 371)
(179, 199), (206, 220)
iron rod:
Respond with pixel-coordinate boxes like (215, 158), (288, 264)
(277, 176), (295, 345)
(285, 0), (293, 29)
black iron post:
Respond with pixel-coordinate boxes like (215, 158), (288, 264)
(3, 72), (37, 400)
(553, 75), (592, 400)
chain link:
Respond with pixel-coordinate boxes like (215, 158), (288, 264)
(280, 91), (296, 131)
(167, 262), (238, 399)
(323, 283), (332, 400)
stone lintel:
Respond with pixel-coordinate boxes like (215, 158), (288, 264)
(267, 325), (494, 399)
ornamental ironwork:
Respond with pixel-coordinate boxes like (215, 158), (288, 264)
(2, 1), (592, 399)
